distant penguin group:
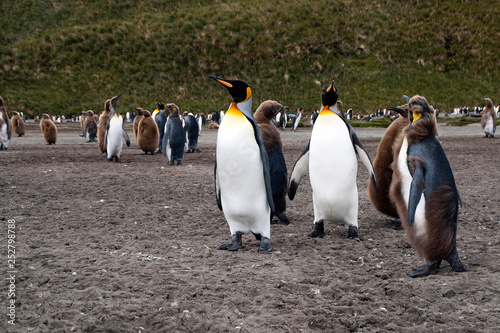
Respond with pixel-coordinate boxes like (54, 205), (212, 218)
(40, 113), (57, 145)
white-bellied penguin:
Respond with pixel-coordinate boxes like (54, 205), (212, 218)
(11, 111), (25, 137)
(389, 95), (466, 277)
(161, 104), (186, 165)
(291, 108), (302, 131)
(0, 96), (12, 150)
(153, 100), (167, 153)
(104, 94), (130, 162)
(254, 100), (290, 225)
(481, 98), (496, 138)
(208, 75), (275, 252)
(184, 113), (201, 153)
(288, 80), (378, 240)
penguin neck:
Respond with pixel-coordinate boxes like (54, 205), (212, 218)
(319, 103), (339, 116)
(227, 96), (253, 119)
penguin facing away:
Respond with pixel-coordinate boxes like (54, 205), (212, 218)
(137, 110), (159, 154)
(85, 110), (98, 142)
(254, 100), (290, 225)
(40, 113), (57, 145)
(133, 107), (145, 141)
(291, 108), (302, 131)
(481, 98), (496, 138)
(288, 80), (378, 241)
(11, 111), (25, 137)
(184, 113), (201, 153)
(104, 94), (130, 162)
(208, 75), (275, 252)
(0, 96), (12, 150)
(98, 99), (111, 153)
(161, 104), (186, 165)
(389, 95), (466, 278)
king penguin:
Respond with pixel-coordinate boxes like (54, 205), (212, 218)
(0, 96), (12, 150)
(104, 94), (130, 162)
(153, 100), (167, 153)
(254, 100), (290, 225)
(40, 113), (57, 145)
(481, 98), (496, 138)
(161, 104), (186, 164)
(11, 111), (25, 137)
(208, 75), (275, 252)
(98, 99), (111, 153)
(291, 108), (302, 131)
(288, 80), (378, 240)
(133, 107), (145, 141)
(184, 113), (201, 153)
(389, 95), (467, 277)
(137, 110), (159, 154)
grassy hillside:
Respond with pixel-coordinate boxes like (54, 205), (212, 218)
(1, 0), (499, 118)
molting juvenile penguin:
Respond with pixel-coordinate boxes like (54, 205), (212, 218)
(133, 107), (145, 140)
(291, 108), (302, 131)
(288, 80), (378, 240)
(40, 113), (57, 145)
(137, 110), (159, 154)
(80, 111), (88, 137)
(104, 94), (130, 162)
(254, 100), (290, 225)
(184, 113), (201, 153)
(208, 75), (274, 252)
(98, 99), (111, 153)
(481, 98), (496, 138)
(390, 95), (466, 278)
(85, 110), (98, 142)
(161, 104), (186, 165)
(368, 102), (410, 219)
(153, 100), (167, 153)
(0, 97), (12, 150)
(11, 111), (25, 137)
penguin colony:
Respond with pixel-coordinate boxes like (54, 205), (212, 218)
(1, 79), (475, 279)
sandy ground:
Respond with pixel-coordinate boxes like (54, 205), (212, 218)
(1, 120), (499, 333)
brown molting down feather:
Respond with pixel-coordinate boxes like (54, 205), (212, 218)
(40, 113), (57, 144)
(167, 104), (180, 118)
(85, 111), (98, 142)
(133, 107), (145, 140)
(405, 96), (437, 145)
(137, 110), (159, 154)
(208, 121), (219, 129)
(98, 99), (111, 153)
(254, 100), (284, 152)
(11, 111), (25, 137)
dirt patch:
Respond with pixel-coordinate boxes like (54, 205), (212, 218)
(1, 121), (499, 332)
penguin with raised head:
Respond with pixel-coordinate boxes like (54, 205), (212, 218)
(137, 110), (159, 154)
(255, 100), (290, 225)
(208, 75), (274, 252)
(98, 99), (111, 153)
(0, 97), (11, 150)
(368, 102), (410, 219)
(104, 94), (130, 162)
(481, 98), (496, 138)
(390, 95), (466, 278)
(11, 111), (25, 137)
(85, 110), (98, 142)
(40, 113), (57, 144)
(288, 79), (378, 240)
(291, 108), (302, 131)
(133, 107), (145, 141)
(153, 100), (167, 153)
(161, 104), (186, 165)
(184, 113), (201, 153)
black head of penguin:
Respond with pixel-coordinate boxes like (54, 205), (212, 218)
(110, 93), (122, 112)
(156, 99), (166, 110)
(320, 80), (339, 107)
(166, 103), (180, 117)
(208, 76), (251, 103)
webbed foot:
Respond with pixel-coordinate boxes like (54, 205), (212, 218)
(308, 221), (325, 238)
(257, 237), (272, 252)
(347, 226), (362, 241)
(218, 232), (242, 251)
(407, 260), (440, 278)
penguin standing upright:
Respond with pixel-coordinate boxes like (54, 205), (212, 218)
(80, 111), (88, 137)
(161, 104), (186, 165)
(288, 80), (378, 240)
(133, 107), (145, 141)
(153, 100), (167, 153)
(390, 95), (467, 278)
(208, 75), (274, 252)
(98, 100), (111, 153)
(184, 113), (201, 153)
(481, 98), (496, 138)
(0, 97), (12, 150)
(104, 94), (130, 162)
(291, 108), (302, 131)
(40, 113), (57, 145)
(85, 110), (98, 142)
(137, 110), (159, 154)
(368, 103), (410, 219)
(11, 111), (25, 137)
(254, 100), (290, 225)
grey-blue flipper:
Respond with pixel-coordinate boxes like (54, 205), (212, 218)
(243, 113), (275, 214)
(288, 141), (310, 200)
(161, 121), (171, 158)
(214, 161), (222, 210)
(407, 161), (426, 227)
(122, 129), (130, 147)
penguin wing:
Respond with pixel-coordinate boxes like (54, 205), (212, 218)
(244, 114), (275, 214)
(161, 120), (171, 160)
(103, 117), (112, 151)
(408, 161), (426, 228)
(214, 161), (222, 210)
(122, 128), (130, 147)
(340, 117), (379, 194)
(288, 141), (310, 200)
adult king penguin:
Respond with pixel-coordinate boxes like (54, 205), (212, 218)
(390, 95), (466, 277)
(104, 94), (130, 162)
(208, 75), (274, 252)
(481, 98), (496, 138)
(254, 100), (290, 225)
(161, 104), (186, 165)
(184, 113), (201, 153)
(153, 100), (167, 153)
(0, 96), (11, 150)
(288, 80), (378, 240)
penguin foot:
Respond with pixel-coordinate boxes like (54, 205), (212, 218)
(308, 221), (325, 238)
(257, 237), (272, 252)
(347, 226), (363, 241)
(448, 251), (467, 272)
(277, 212), (290, 225)
(177, 160), (182, 165)
(169, 161), (174, 165)
(407, 260), (440, 278)
(218, 232), (242, 251)
(252, 232), (262, 241)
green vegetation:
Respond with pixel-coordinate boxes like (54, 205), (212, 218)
(446, 117), (482, 127)
(1, 0), (499, 118)
(348, 117), (393, 128)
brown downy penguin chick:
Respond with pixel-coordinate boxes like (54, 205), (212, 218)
(98, 99), (111, 153)
(80, 111), (88, 137)
(40, 113), (57, 144)
(11, 111), (25, 137)
(85, 110), (98, 142)
(137, 110), (159, 154)
(481, 98), (496, 138)
(390, 95), (466, 278)
(368, 102), (410, 220)
(0, 96), (12, 150)
(133, 107), (145, 141)
(254, 100), (290, 225)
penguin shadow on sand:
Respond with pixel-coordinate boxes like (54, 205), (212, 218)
(103, 94), (131, 163)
